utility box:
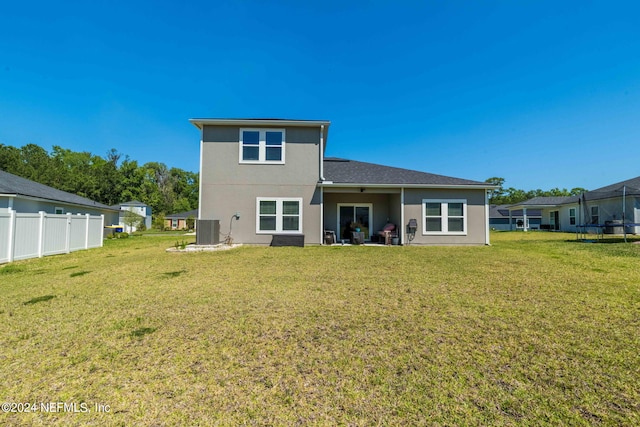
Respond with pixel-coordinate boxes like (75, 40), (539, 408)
(196, 220), (220, 245)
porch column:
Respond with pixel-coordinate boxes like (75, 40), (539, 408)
(523, 208), (528, 232)
(509, 209), (513, 231)
(400, 187), (405, 245)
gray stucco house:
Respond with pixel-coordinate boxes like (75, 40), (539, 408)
(508, 176), (640, 234)
(0, 169), (120, 223)
(190, 118), (495, 245)
(490, 205), (542, 231)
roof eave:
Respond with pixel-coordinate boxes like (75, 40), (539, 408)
(2, 193), (119, 212)
(189, 118), (331, 130)
(319, 182), (496, 189)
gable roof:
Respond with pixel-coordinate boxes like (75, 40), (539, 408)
(322, 158), (491, 188)
(0, 169), (117, 211)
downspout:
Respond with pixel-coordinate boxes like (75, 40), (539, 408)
(319, 124), (325, 181)
(198, 135), (204, 221)
(320, 187), (324, 245)
(319, 124), (325, 244)
(485, 189), (490, 245)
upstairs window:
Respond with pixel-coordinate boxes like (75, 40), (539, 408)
(240, 129), (285, 164)
(422, 199), (467, 235)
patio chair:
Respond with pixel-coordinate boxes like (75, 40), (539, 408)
(378, 223), (397, 245)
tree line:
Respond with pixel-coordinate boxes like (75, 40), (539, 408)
(485, 177), (587, 205)
(0, 143), (588, 215)
(0, 143), (198, 219)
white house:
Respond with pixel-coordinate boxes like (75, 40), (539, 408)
(111, 200), (152, 232)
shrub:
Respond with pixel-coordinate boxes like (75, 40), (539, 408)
(115, 232), (129, 239)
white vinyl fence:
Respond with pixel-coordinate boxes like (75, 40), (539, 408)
(0, 210), (104, 264)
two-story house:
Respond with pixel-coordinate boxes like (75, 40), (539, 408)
(111, 200), (152, 232)
(190, 118), (495, 245)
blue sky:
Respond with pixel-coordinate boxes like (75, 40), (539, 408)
(1, 1), (639, 191)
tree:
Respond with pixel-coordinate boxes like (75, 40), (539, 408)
(153, 213), (166, 231)
(485, 177), (505, 204)
(186, 215), (195, 230)
(122, 209), (144, 232)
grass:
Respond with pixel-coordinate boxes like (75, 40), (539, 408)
(0, 232), (639, 426)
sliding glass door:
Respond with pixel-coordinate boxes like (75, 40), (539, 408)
(338, 204), (372, 240)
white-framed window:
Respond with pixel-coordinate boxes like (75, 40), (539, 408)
(240, 128), (285, 164)
(591, 206), (599, 224)
(569, 208), (576, 225)
(172, 219), (178, 229)
(55, 207), (64, 214)
(256, 197), (302, 233)
(422, 199), (467, 235)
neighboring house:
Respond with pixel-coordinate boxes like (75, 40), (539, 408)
(165, 209), (197, 230)
(0, 169), (119, 222)
(112, 201), (152, 232)
(489, 204), (542, 231)
(1, 169), (120, 263)
(508, 176), (640, 234)
(190, 118), (495, 245)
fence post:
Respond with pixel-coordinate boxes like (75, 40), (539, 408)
(65, 213), (72, 254)
(7, 208), (16, 263)
(38, 211), (46, 258)
(85, 213), (90, 249)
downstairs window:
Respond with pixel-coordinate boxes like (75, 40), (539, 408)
(422, 199), (467, 235)
(256, 198), (302, 233)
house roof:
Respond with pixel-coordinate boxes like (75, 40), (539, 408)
(322, 158), (492, 188)
(508, 196), (577, 210)
(490, 204), (542, 218)
(582, 176), (640, 201)
(116, 200), (148, 207)
(166, 209), (198, 219)
(190, 118), (331, 130)
(0, 169), (117, 211)
(510, 176), (640, 210)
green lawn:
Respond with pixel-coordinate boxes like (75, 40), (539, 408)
(1, 232), (639, 426)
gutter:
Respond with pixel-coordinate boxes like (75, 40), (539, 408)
(1, 193), (119, 212)
(189, 118), (331, 130)
(318, 182), (499, 190)
(319, 124), (325, 181)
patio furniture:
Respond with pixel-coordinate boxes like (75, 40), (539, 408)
(378, 223), (397, 245)
(324, 230), (336, 245)
(351, 231), (365, 245)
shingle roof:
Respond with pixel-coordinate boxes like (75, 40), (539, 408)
(583, 176), (640, 200)
(490, 204), (542, 218)
(166, 209), (198, 219)
(323, 158), (489, 187)
(0, 169), (117, 210)
(117, 200), (148, 207)
(514, 196), (577, 206)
